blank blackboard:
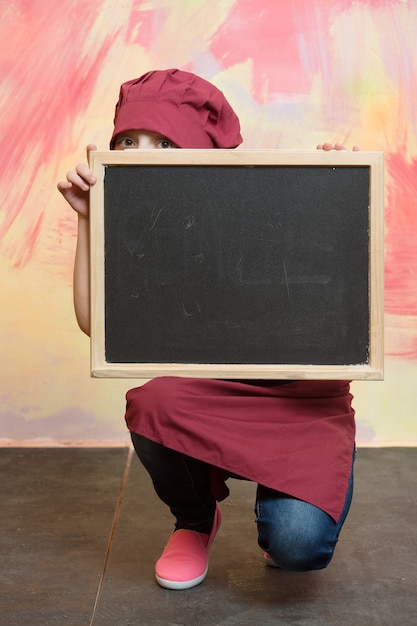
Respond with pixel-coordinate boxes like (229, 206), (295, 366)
(89, 149), (384, 379)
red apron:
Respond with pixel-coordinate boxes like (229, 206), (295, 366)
(125, 377), (355, 522)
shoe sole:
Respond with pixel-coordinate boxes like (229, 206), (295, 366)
(264, 553), (280, 568)
(156, 565), (208, 590)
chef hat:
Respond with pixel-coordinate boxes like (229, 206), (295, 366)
(110, 68), (243, 149)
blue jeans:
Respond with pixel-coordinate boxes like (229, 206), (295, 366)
(131, 432), (354, 572)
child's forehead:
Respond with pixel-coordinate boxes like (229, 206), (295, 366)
(113, 129), (174, 142)
(117, 129), (166, 136)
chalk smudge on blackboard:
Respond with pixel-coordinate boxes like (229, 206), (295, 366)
(183, 215), (195, 229)
(283, 260), (291, 300)
(149, 209), (162, 232)
(179, 298), (203, 318)
(194, 253), (205, 264)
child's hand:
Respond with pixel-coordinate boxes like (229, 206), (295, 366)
(316, 142), (360, 151)
(57, 144), (97, 218)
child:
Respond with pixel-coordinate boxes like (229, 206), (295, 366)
(58, 69), (358, 590)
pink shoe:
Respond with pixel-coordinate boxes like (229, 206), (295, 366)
(155, 504), (222, 590)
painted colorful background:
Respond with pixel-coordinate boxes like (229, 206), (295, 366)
(1, 0), (416, 445)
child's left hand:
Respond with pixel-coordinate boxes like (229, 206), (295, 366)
(316, 142), (360, 151)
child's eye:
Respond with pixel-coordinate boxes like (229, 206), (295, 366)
(117, 137), (136, 148)
(157, 139), (176, 149)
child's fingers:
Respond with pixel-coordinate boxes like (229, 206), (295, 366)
(75, 163), (96, 183)
(57, 180), (72, 192)
(317, 142), (361, 152)
(317, 142), (337, 151)
(64, 169), (89, 192)
(321, 142), (346, 151)
(67, 164), (96, 190)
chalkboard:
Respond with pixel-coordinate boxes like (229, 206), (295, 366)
(89, 150), (384, 379)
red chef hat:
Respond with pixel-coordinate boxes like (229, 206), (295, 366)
(110, 69), (243, 149)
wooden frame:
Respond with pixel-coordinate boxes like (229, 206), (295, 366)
(89, 149), (384, 380)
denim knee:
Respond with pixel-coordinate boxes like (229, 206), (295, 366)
(256, 454), (354, 572)
(256, 492), (347, 572)
(257, 515), (336, 571)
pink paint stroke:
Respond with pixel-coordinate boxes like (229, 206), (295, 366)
(208, 0), (360, 102)
(209, 0), (404, 102)
(0, 0), (116, 267)
(125, 0), (169, 48)
(385, 152), (417, 317)
(381, 151), (417, 360)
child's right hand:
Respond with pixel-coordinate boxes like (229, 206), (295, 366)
(57, 144), (97, 218)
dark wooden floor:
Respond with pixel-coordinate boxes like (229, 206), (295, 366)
(1, 447), (416, 626)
